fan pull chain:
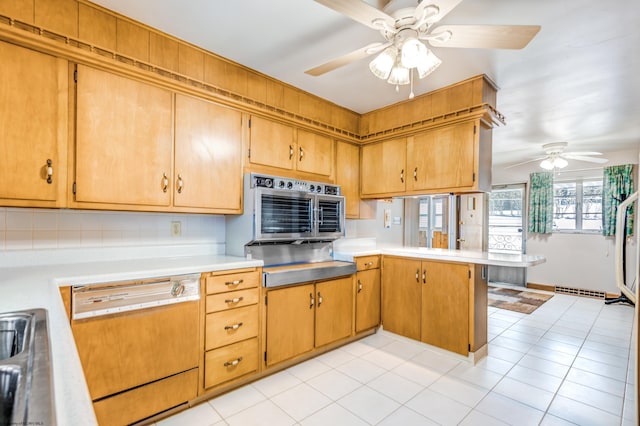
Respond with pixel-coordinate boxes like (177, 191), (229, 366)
(409, 70), (415, 99)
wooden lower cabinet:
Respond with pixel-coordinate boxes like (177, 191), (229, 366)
(382, 256), (485, 356)
(355, 256), (381, 332)
(265, 276), (354, 367)
(204, 338), (259, 389)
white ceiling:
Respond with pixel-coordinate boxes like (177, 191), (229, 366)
(91, 0), (640, 167)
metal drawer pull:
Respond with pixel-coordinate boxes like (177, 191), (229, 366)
(317, 292), (323, 306)
(46, 159), (53, 184)
(413, 167), (418, 181)
(224, 322), (243, 331)
(176, 174), (184, 193)
(225, 279), (244, 286)
(299, 146), (304, 161)
(365, 261), (373, 267)
(225, 297), (244, 304)
(161, 173), (169, 192)
(422, 269), (426, 284)
(309, 293), (315, 308)
(224, 357), (243, 367)
(289, 145), (294, 159)
(400, 169), (405, 183)
(357, 280), (363, 293)
(415, 269), (420, 282)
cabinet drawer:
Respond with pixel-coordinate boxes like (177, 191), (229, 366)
(356, 255), (380, 271)
(205, 337), (258, 389)
(206, 288), (259, 313)
(206, 270), (260, 294)
(206, 305), (259, 349)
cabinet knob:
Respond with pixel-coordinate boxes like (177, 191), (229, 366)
(46, 159), (53, 184)
(415, 268), (420, 283)
(224, 297), (244, 304)
(317, 291), (323, 306)
(422, 269), (426, 284)
(176, 174), (184, 194)
(413, 167), (418, 181)
(299, 146), (304, 162)
(357, 280), (363, 293)
(400, 169), (405, 183)
(289, 145), (294, 160)
(309, 292), (315, 309)
(224, 279), (244, 286)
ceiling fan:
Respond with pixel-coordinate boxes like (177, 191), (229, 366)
(305, 0), (540, 96)
(507, 142), (609, 170)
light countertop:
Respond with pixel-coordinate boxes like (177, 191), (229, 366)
(0, 253), (262, 426)
(333, 245), (546, 267)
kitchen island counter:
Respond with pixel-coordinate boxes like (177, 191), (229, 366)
(334, 246), (546, 267)
(0, 249), (262, 426)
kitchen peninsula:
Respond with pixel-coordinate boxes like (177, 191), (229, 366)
(334, 241), (546, 361)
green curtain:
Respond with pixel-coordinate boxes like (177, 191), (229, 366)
(528, 172), (554, 234)
(603, 164), (634, 236)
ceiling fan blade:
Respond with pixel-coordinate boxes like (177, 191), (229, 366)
(314, 0), (395, 30)
(562, 151), (603, 156)
(424, 0), (464, 24)
(427, 24), (541, 49)
(504, 157), (546, 169)
(305, 42), (390, 76)
(562, 155), (609, 164)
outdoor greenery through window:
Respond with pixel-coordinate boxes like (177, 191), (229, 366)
(553, 179), (603, 232)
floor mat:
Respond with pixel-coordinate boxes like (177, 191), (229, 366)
(488, 286), (553, 314)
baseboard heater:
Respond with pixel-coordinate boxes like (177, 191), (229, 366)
(555, 286), (606, 299)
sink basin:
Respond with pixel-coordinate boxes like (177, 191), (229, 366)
(0, 313), (30, 361)
(0, 309), (55, 426)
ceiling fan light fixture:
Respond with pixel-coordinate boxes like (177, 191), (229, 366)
(540, 156), (568, 170)
(369, 47), (396, 80)
(387, 62), (410, 85)
(400, 38), (427, 68)
(416, 49), (442, 78)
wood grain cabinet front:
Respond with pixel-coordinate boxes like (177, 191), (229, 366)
(355, 256), (381, 333)
(382, 256), (486, 356)
(201, 268), (261, 393)
(0, 41), (68, 208)
(248, 115), (334, 179)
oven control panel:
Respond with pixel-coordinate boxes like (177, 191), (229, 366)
(251, 174), (340, 195)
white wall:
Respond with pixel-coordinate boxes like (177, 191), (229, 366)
(493, 147), (639, 294)
(0, 207), (226, 253)
(345, 199), (404, 246)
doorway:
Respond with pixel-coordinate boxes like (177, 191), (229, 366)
(488, 184), (527, 286)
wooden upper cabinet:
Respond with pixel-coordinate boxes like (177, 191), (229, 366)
(75, 65), (173, 207)
(0, 41), (68, 207)
(248, 116), (295, 171)
(407, 121), (476, 192)
(248, 116), (333, 179)
(174, 94), (242, 212)
(296, 129), (333, 177)
(336, 141), (375, 219)
(360, 138), (407, 197)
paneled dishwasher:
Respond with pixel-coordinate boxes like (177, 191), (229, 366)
(70, 274), (200, 426)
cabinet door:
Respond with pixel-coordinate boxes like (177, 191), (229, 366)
(361, 138), (406, 196)
(248, 116), (295, 171)
(0, 41), (67, 205)
(381, 257), (421, 340)
(336, 141), (360, 218)
(296, 129), (333, 177)
(421, 261), (470, 355)
(355, 269), (381, 332)
(407, 121), (476, 192)
(75, 65), (173, 207)
(315, 276), (353, 347)
(265, 284), (315, 366)
(174, 94), (242, 211)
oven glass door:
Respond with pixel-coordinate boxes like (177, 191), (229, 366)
(315, 195), (345, 238)
(256, 189), (315, 240)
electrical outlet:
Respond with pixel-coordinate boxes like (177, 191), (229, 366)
(171, 221), (181, 237)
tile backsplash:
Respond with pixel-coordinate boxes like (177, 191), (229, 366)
(0, 207), (225, 251)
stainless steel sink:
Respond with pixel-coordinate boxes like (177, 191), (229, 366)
(0, 309), (56, 426)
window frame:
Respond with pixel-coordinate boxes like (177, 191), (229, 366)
(552, 177), (603, 234)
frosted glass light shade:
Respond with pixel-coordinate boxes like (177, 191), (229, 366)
(401, 38), (427, 68)
(416, 49), (442, 78)
(387, 64), (410, 85)
(540, 157), (568, 170)
(369, 47), (397, 80)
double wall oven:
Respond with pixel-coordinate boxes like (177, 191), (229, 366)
(226, 174), (355, 287)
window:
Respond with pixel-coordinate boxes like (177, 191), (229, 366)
(553, 179), (602, 232)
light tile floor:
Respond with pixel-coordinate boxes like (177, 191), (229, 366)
(157, 291), (637, 426)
